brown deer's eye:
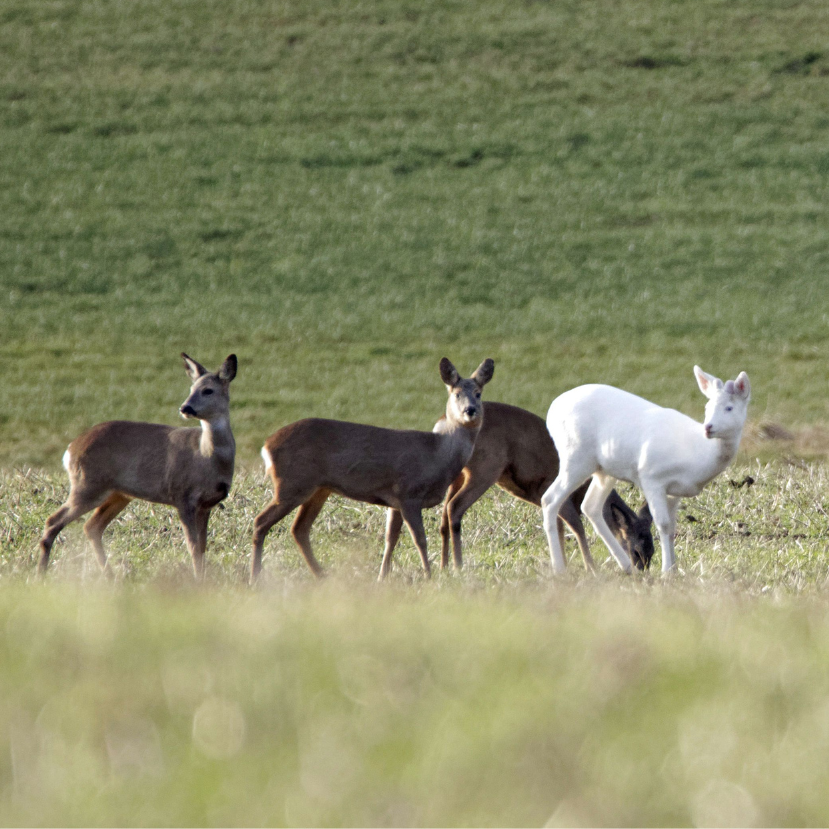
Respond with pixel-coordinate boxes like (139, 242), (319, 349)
(203, 388), (214, 396)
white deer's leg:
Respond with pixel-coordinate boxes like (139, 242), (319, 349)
(665, 495), (681, 570)
(640, 483), (676, 573)
(541, 481), (571, 574)
(581, 475), (633, 574)
(541, 465), (593, 574)
(667, 496), (681, 535)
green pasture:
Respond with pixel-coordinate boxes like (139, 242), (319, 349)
(4, 0), (829, 824)
(2, 0), (829, 465)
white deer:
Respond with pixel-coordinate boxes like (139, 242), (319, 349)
(540, 366), (751, 574)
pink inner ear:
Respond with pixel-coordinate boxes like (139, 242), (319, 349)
(724, 380), (735, 394)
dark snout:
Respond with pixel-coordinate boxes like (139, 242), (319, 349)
(180, 404), (197, 419)
(633, 543), (654, 571)
(464, 406), (478, 418)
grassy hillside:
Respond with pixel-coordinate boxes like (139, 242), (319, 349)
(2, 0), (829, 466)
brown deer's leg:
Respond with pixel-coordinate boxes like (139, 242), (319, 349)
(558, 498), (597, 574)
(193, 507), (211, 578)
(379, 508), (404, 580)
(444, 475), (493, 571)
(83, 492), (132, 575)
(251, 496), (305, 581)
(399, 501), (431, 579)
(290, 489), (330, 578)
(39, 489), (110, 574)
(439, 473), (465, 570)
(177, 504), (205, 580)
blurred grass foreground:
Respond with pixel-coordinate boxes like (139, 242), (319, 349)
(0, 583), (828, 826)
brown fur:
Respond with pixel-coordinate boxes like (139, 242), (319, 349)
(439, 402), (654, 572)
(251, 357), (494, 581)
(38, 353), (237, 578)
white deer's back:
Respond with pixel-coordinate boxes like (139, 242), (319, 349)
(546, 384), (707, 491)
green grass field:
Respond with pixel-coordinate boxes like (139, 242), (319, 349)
(2, 0), (829, 465)
(4, 0), (829, 824)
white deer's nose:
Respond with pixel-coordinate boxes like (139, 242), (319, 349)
(704, 423), (714, 438)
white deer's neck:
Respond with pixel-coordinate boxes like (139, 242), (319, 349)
(696, 426), (742, 485)
(713, 428), (742, 470)
(200, 416), (235, 460)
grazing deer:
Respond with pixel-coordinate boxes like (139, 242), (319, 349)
(251, 357), (494, 581)
(438, 402), (654, 572)
(38, 353), (237, 578)
(541, 366), (751, 574)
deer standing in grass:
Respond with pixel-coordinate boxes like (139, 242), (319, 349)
(438, 402), (654, 573)
(38, 353), (237, 578)
(251, 357), (494, 581)
(541, 366), (750, 574)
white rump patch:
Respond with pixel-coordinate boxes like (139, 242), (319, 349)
(261, 445), (273, 472)
(62, 448), (72, 471)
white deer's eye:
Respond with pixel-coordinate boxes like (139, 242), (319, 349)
(725, 405), (733, 412)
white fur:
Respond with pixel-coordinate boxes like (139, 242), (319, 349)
(62, 448), (72, 471)
(540, 366), (751, 574)
(261, 445), (273, 472)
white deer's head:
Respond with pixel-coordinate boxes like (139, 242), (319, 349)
(694, 366), (751, 440)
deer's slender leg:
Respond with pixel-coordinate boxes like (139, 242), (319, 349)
(83, 492), (132, 574)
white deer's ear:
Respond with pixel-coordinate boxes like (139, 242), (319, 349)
(733, 371), (750, 400)
(694, 365), (723, 399)
(182, 353), (207, 381)
(471, 358), (495, 387)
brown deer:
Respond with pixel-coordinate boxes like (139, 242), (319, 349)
(251, 357), (494, 581)
(38, 353), (237, 578)
(438, 402), (653, 573)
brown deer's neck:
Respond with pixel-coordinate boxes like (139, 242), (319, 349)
(435, 414), (481, 471)
(200, 416), (235, 462)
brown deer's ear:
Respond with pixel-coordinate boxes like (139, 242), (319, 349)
(638, 503), (652, 524)
(471, 358), (495, 387)
(440, 358), (461, 388)
(218, 354), (237, 383)
(182, 353), (207, 381)
(609, 501), (632, 537)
